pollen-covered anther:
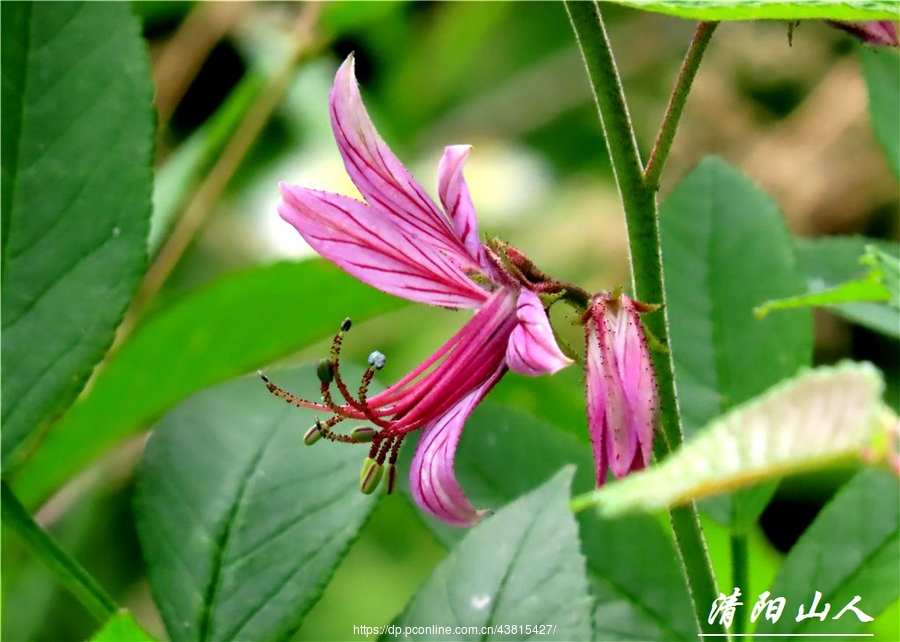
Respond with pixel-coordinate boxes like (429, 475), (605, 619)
(304, 419), (325, 445)
(350, 426), (377, 442)
(359, 457), (383, 494)
(367, 350), (386, 370)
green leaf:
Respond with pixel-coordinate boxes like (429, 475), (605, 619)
(754, 251), (890, 317)
(135, 366), (378, 641)
(421, 403), (697, 641)
(572, 363), (889, 517)
(608, 0), (898, 20)
(795, 236), (900, 338)
(11, 260), (403, 509)
(90, 612), (155, 642)
(660, 156), (812, 530)
(1, 2), (153, 464)
(859, 46), (900, 178)
(388, 468), (594, 641)
(754, 468), (899, 636)
(866, 244), (900, 307)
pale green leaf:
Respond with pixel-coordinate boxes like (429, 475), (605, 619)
(608, 0), (898, 20)
(573, 363), (889, 517)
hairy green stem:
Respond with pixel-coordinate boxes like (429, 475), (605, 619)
(730, 533), (749, 635)
(644, 21), (718, 189)
(1, 482), (119, 623)
(565, 1), (723, 637)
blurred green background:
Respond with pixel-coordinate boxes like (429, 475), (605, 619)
(2, 2), (897, 640)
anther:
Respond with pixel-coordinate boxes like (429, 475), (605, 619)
(367, 351), (386, 370)
(316, 358), (335, 384)
(383, 463), (397, 495)
(350, 426), (377, 442)
(359, 457), (383, 494)
(303, 419), (325, 445)
(340, 317), (352, 332)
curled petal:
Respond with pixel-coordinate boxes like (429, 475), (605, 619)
(507, 290), (573, 376)
(410, 370), (504, 526)
(279, 184), (490, 309)
(330, 56), (486, 275)
(438, 145), (493, 276)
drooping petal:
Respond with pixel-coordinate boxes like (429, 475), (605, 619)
(329, 56), (486, 276)
(827, 20), (899, 47)
(584, 294), (659, 485)
(437, 145), (494, 276)
(614, 295), (659, 471)
(584, 318), (610, 486)
(279, 184), (490, 308)
(409, 368), (504, 526)
(507, 290), (573, 376)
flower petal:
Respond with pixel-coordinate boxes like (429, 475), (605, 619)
(584, 319), (610, 486)
(506, 290), (573, 376)
(584, 294), (659, 484)
(827, 20), (899, 47)
(438, 145), (493, 275)
(279, 184), (490, 308)
(615, 295), (659, 471)
(410, 369), (504, 526)
(330, 56), (486, 275)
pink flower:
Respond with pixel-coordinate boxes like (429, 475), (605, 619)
(827, 21), (899, 47)
(273, 56), (571, 526)
(584, 292), (659, 486)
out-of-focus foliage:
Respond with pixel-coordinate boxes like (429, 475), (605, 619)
(2, 1), (897, 641)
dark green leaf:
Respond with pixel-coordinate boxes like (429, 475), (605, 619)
(1, 2), (153, 464)
(90, 612), (155, 642)
(608, 0), (898, 20)
(12, 260), (403, 509)
(859, 46), (900, 178)
(754, 468), (899, 637)
(135, 367), (379, 641)
(660, 156), (813, 531)
(794, 236), (900, 338)
(388, 468), (593, 641)
(419, 403), (697, 640)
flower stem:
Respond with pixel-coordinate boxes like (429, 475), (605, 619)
(565, 1), (723, 636)
(644, 21), (718, 189)
(1, 482), (119, 623)
(730, 533), (750, 635)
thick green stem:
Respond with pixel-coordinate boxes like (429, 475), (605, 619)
(565, 1), (723, 637)
(730, 533), (749, 635)
(1, 482), (119, 623)
(644, 21), (718, 189)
